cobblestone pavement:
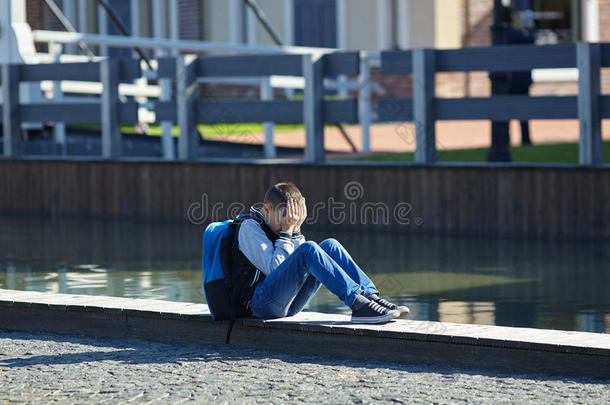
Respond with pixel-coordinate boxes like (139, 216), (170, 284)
(0, 330), (608, 404)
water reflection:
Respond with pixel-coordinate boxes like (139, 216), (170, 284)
(0, 216), (608, 334)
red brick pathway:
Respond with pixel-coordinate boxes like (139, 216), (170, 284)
(216, 120), (610, 153)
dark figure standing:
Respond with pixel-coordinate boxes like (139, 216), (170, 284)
(507, 10), (536, 145)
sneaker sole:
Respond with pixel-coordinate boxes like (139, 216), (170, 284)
(396, 306), (410, 318)
(350, 310), (400, 324)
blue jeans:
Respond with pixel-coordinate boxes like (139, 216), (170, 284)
(250, 238), (379, 319)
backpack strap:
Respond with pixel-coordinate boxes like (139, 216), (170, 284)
(224, 213), (251, 344)
(224, 210), (262, 343)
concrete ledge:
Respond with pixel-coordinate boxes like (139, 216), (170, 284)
(1, 289), (609, 378)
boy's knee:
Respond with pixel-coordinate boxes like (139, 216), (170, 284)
(299, 240), (320, 253)
(295, 241), (323, 261)
(319, 238), (340, 250)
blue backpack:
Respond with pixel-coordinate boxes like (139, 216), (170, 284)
(202, 219), (237, 321)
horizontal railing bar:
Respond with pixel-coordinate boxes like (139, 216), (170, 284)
(158, 52), (361, 79)
(32, 30), (338, 56)
(155, 99), (358, 124)
(325, 52), (360, 76)
(381, 43), (578, 74)
(20, 102), (138, 123)
(377, 98), (414, 121)
(198, 100), (302, 123)
(380, 51), (413, 74)
(197, 55), (303, 77)
(17, 60), (141, 82)
(20, 63), (100, 82)
(118, 102), (140, 123)
(20, 103), (100, 122)
(376, 96), (582, 121)
(325, 99), (359, 123)
(435, 43), (576, 72)
(436, 96), (578, 120)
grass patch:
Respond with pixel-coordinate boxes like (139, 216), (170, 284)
(340, 141), (610, 164)
(370, 271), (534, 296)
(120, 123), (304, 138)
(69, 123), (304, 139)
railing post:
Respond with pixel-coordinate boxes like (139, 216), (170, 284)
(51, 43), (66, 154)
(577, 42), (603, 166)
(100, 58), (121, 159)
(413, 48), (436, 164)
(260, 77), (277, 159)
(358, 52), (371, 153)
(303, 53), (325, 162)
(176, 55), (198, 161)
(160, 75), (175, 160)
(1, 64), (22, 158)
(153, 0), (176, 160)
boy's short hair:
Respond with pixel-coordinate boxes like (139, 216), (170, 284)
(264, 182), (304, 208)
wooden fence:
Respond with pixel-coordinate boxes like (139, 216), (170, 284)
(0, 159), (607, 239)
(154, 53), (359, 161)
(1, 60), (141, 158)
(379, 42), (610, 165)
(1, 43), (609, 165)
(1, 52), (359, 162)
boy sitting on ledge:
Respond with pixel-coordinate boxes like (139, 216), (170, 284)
(229, 182), (409, 324)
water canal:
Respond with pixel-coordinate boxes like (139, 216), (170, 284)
(1, 216), (608, 334)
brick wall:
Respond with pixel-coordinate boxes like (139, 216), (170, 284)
(600, 0), (610, 41)
(463, 0), (493, 47)
(26, 0), (45, 52)
(434, 0), (493, 98)
(26, 0), (44, 30)
(462, 0), (492, 97)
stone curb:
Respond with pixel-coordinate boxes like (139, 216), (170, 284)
(1, 289), (609, 377)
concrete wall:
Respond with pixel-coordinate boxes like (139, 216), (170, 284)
(255, 0), (288, 45)
(138, 0), (152, 39)
(344, 0), (378, 51)
(202, 0), (230, 43)
(435, 0), (463, 49)
(408, 0), (436, 48)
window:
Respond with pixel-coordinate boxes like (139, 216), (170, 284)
(528, 0), (579, 43)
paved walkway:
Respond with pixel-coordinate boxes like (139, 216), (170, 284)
(1, 329), (609, 404)
(220, 120), (610, 153)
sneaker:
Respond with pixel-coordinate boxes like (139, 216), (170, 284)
(369, 294), (410, 317)
(351, 300), (400, 324)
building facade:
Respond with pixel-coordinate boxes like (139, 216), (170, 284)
(23, 0), (610, 97)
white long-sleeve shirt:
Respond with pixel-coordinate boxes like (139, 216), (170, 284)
(237, 209), (306, 276)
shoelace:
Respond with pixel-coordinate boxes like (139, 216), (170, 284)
(367, 300), (388, 314)
(375, 298), (397, 310)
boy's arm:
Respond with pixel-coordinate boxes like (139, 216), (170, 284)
(291, 199), (307, 248)
(291, 229), (306, 248)
(238, 219), (295, 276)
